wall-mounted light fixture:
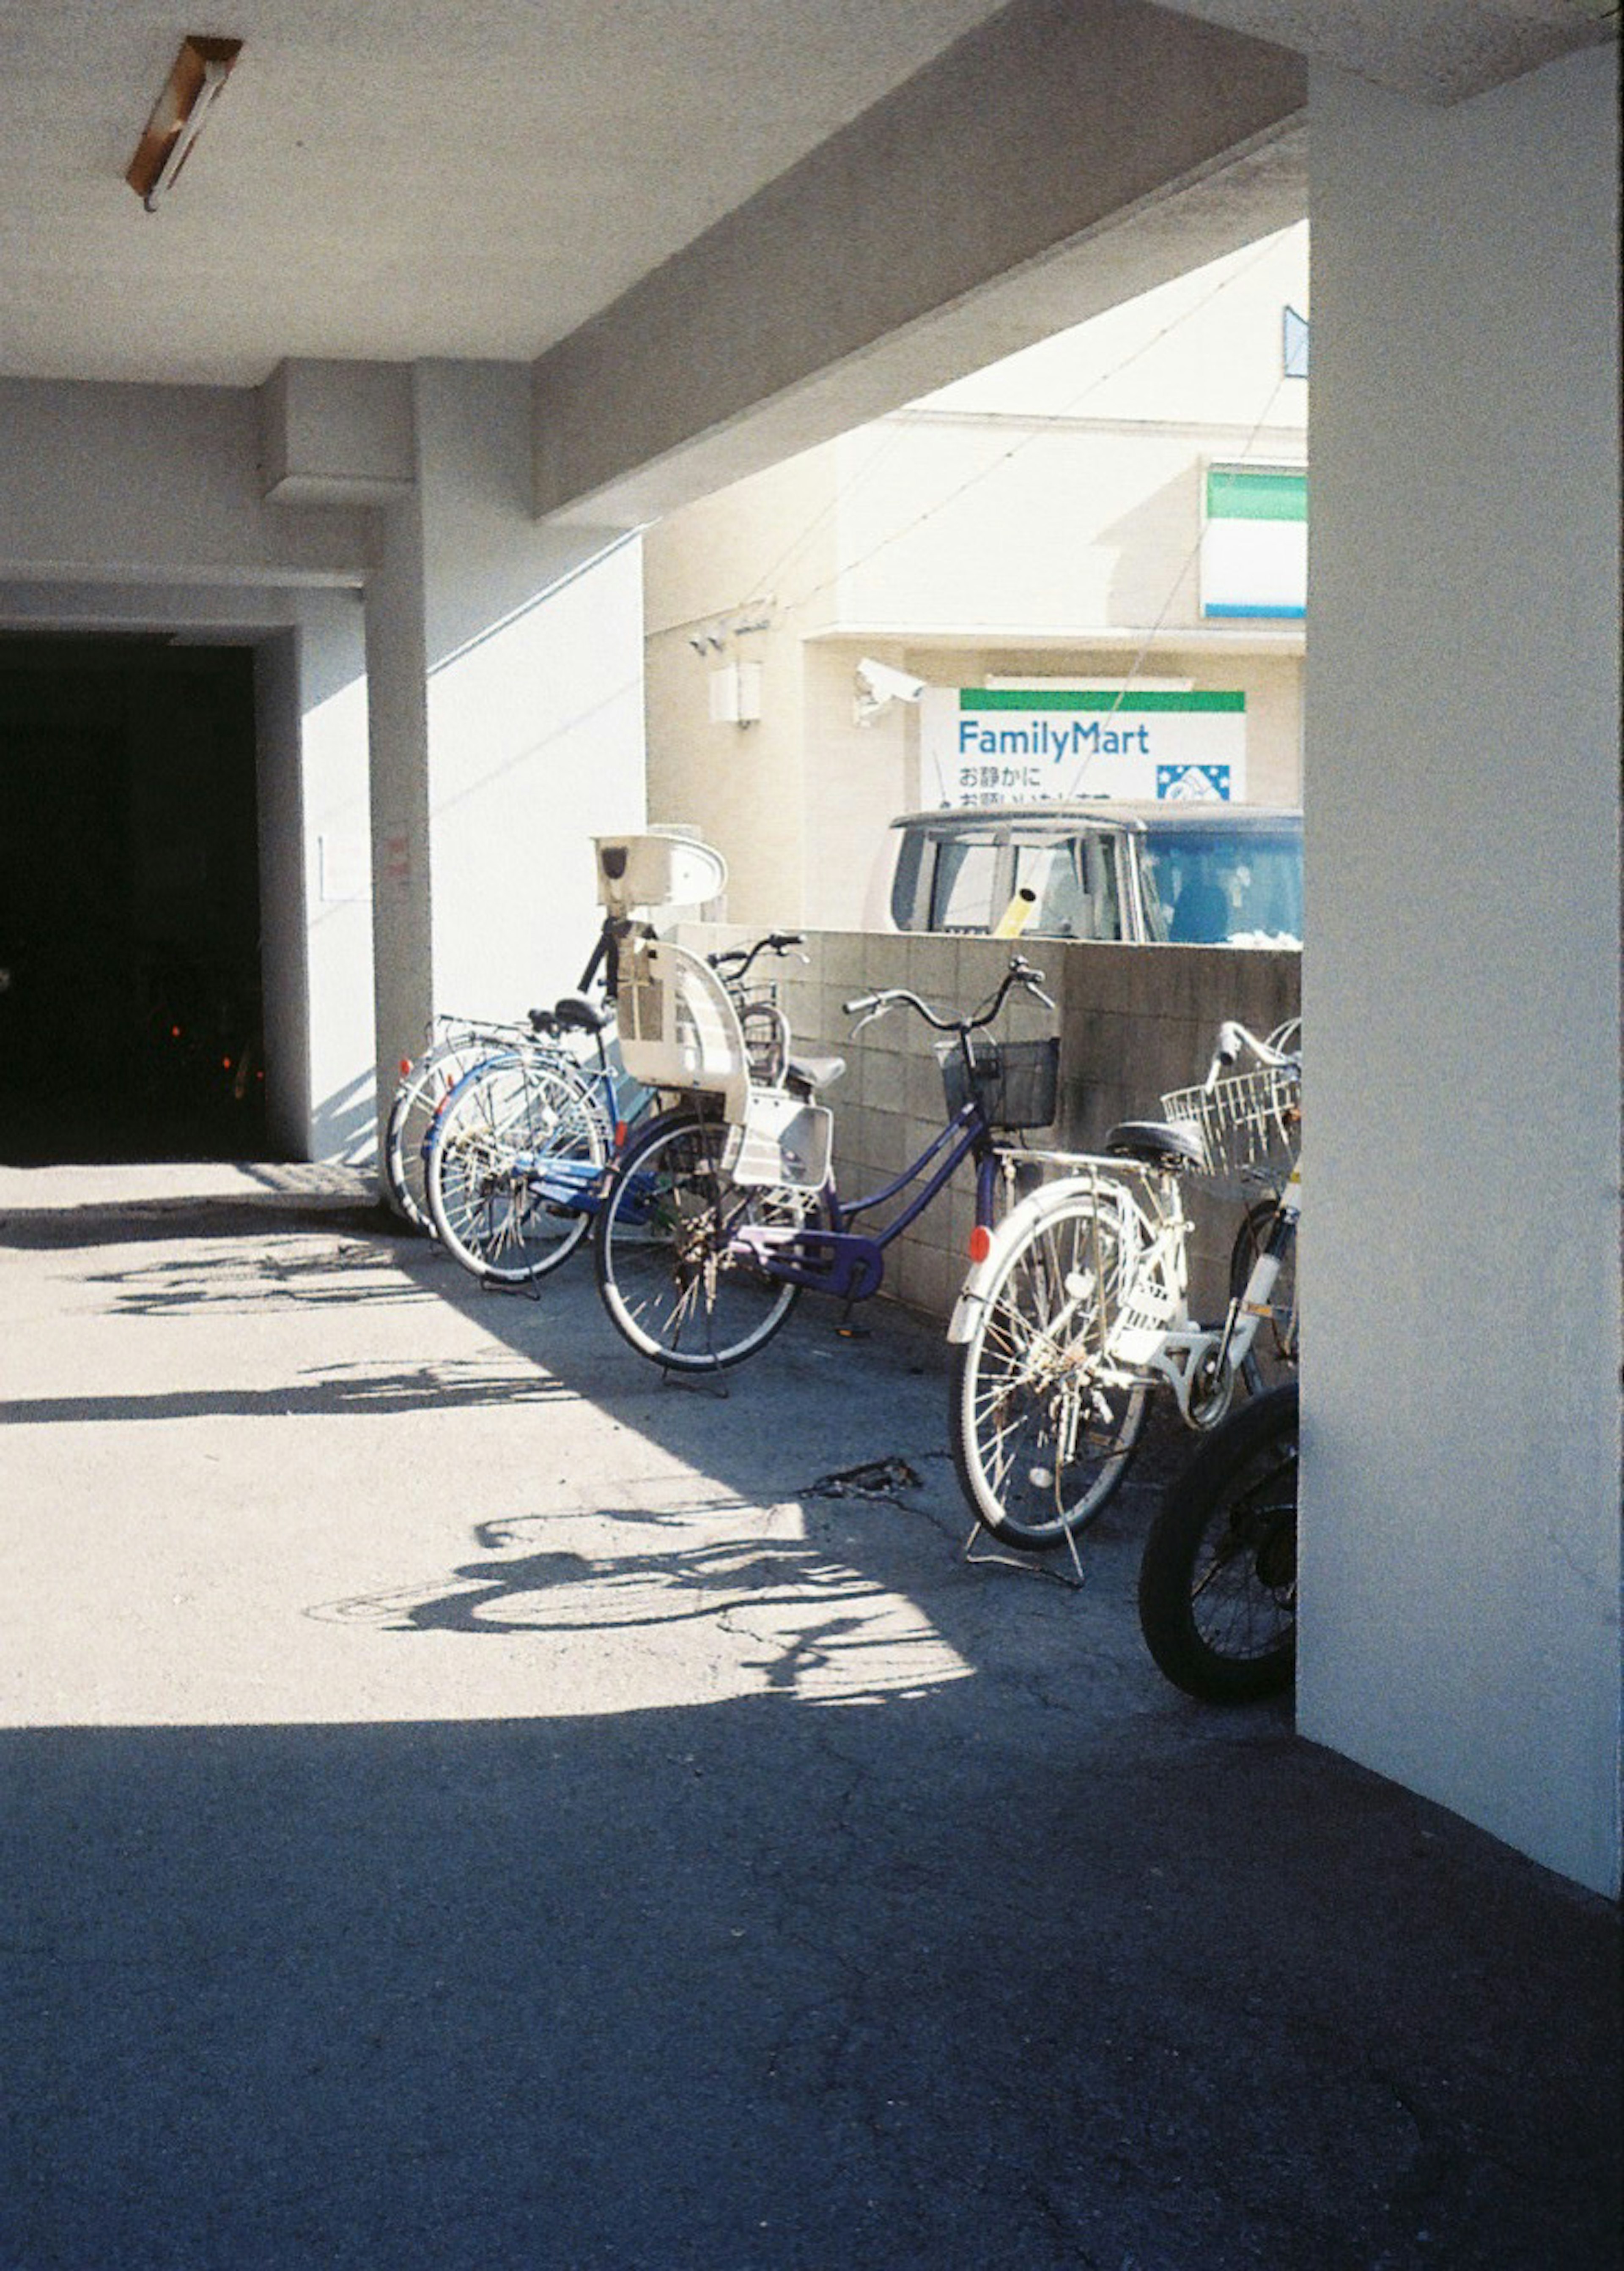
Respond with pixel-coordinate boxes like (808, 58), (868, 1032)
(127, 35), (243, 212)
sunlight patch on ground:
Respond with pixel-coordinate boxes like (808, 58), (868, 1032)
(313, 1498), (974, 1711)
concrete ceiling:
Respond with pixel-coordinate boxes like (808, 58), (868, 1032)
(1159, 0), (1616, 103)
(0, 0), (1612, 391)
(0, 0), (1012, 387)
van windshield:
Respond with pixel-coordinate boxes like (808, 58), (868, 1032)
(1141, 823), (1303, 947)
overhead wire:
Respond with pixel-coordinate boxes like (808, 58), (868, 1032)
(726, 225), (1303, 632)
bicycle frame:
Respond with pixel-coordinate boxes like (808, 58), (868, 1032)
(479, 1052), (651, 1218)
(1169, 1158), (1299, 1418)
(426, 1029), (641, 1201)
(730, 1096), (1006, 1303)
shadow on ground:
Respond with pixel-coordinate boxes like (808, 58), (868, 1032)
(4, 1189), (1619, 2270)
(8, 1704), (1620, 2271)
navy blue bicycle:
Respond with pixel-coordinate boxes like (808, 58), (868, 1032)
(593, 955), (1057, 1372)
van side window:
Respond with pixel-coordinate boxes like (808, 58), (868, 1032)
(1011, 842), (1084, 935)
(928, 837), (1001, 932)
(889, 829), (927, 928)
(1008, 834), (1126, 940)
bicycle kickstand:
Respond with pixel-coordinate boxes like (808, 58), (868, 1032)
(961, 1517), (1087, 1589)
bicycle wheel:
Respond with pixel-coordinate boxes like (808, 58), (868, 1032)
(951, 1190), (1149, 1549)
(1229, 1197), (1298, 1395)
(384, 1038), (489, 1230)
(594, 1110), (806, 1372)
(427, 1051), (605, 1285)
(1137, 1382), (1298, 1703)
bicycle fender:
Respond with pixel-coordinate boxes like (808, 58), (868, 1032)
(946, 1175), (1131, 1344)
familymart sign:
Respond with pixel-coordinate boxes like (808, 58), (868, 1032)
(924, 688), (1246, 806)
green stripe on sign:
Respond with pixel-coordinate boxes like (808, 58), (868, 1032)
(1206, 467), (1307, 523)
(961, 689), (1245, 713)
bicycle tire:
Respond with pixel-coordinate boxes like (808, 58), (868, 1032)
(1137, 1382), (1298, 1703)
(384, 1038), (490, 1230)
(1230, 1196), (1299, 1396)
(427, 1051), (606, 1285)
(593, 1109), (807, 1372)
(951, 1189), (1149, 1549)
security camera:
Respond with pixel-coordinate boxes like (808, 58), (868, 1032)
(855, 658), (926, 705)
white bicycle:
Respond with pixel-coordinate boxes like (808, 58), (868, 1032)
(947, 1019), (1300, 1551)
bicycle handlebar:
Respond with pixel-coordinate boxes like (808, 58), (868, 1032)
(842, 954), (1054, 1036)
(1204, 1017), (1301, 1089)
(709, 931), (807, 983)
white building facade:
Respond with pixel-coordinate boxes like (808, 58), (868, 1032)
(645, 227), (1309, 928)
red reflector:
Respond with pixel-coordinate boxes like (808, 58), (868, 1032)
(614, 1122), (628, 1150)
(399, 1058), (412, 1076)
(968, 1225), (993, 1264)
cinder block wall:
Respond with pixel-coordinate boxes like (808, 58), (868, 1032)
(680, 926), (1301, 1324)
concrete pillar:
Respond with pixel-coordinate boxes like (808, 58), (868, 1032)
(1301, 47), (1621, 1896)
(414, 363), (646, 1022)
(359, 364), (649, 1119)
(362, 493), (436, 1134)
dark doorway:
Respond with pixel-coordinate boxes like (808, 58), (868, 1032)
(0, 636), (270, 1164)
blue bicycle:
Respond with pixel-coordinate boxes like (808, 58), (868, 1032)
(423, 922), (803, 1288)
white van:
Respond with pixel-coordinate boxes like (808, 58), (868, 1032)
(863, 801), (1303, 948)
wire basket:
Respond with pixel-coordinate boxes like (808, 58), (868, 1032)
(1160, 1062), (1300, 1178)
(938, 1035), (1060, 1130)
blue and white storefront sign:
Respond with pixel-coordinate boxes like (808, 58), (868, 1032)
(924, 688), (1246, 806)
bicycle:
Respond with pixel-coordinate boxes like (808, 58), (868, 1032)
(593, 949), (1058, 1374)
(423, 919), (808, 1290)
(947, 1018), (1300, 1551)
(1137, 1380), (1299, 1702)
(398, 831), (734, 1284)
(422, 989), (646, 1286)
(384, 1010), (582, 1232)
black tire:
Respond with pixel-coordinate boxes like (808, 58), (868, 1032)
(1229, 1197), (1299, 1396)
(426, 1052), (605, 1285)
(1138, 1382), (1299, 1702)
(593, 1109), (806, 1371)
(951, 1191), (1149, 1549)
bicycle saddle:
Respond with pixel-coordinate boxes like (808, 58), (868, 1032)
(546, 993), (610, 1036)
(1104, 1118), (1207, 1173)
(787, 1054), (845, 1097)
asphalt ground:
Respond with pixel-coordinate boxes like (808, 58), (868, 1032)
(3, 1163), (1619, 2271)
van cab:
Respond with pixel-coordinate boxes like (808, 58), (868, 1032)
(864, 801), (1303, 948)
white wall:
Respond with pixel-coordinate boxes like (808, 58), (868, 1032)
(0, 380), (369, 585)
(1303, 48), (1621, 1896)
(289, 595), (376, 1162)
(642, 230), (1310, 932)
(415, 364), (647, 1021)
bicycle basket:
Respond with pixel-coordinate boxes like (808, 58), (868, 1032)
(1160, 1062), (1300, 1178)
(938, 1035), (1060, 1130)
(724, 1089), (832, 1191)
